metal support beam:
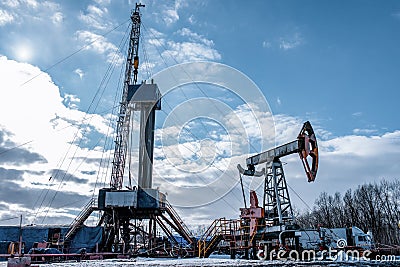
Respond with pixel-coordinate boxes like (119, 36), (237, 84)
(264, 159), (294, 225)
(246, 140), (299, 167)
(239, 121), (318, 182)
(138, 103), (156, 189)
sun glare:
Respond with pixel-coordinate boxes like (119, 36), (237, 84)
(14, 45), (33, 62)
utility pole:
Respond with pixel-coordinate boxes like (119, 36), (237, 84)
(18, 215), (22, 255)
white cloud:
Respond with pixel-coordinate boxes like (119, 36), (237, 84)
(177, 28), (214, 46)
(156, 0), (187, 26)
(148, 38), (166, 47)
(63, 94), (80, 109)
(74, 68), (84, 79)
(0, 56), (111, 222)
(141, 27), (221, 76)
(146, 28), (166, 47)
(93, 0), (111, 5)
(321, 132), (400, 156)
(106, 51), (125, 66)
(163, 8), (179, 26)
(0, 9), (14, 26)
(0, 55), (110, 146)
(76, 30), (115, 53)
(273, 114), (303, 144)
(277, 97), (281, 106)
(41, 1), (60, 11)
(161, 0), (185, 26)
(352, 128), (378, 135)
(79, 4), (112, 30)
(51, 11), (64, 25)
(148, 27), (164, 38)
(188, 14), (196, 24)
(352, 111), (362, 117)
(75, 30), (124, 65)
(0, 1), (61, 25)
(23, 0), (38, 8)
(2, 0), (19, 8)
(163, 41), (221, 62)
(262, 40), (272, 48)
(279, 33), (304, 50)
(88, 5), (105, 16)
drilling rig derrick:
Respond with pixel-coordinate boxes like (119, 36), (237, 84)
(91, 3), (195, 256)
(109, 3), (144, 191)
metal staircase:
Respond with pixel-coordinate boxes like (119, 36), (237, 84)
(64, 198), (98, 242)
(163, 201), (194, 244)
(198, 218), (241, 258)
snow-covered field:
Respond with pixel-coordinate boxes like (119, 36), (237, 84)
(36, 258), (293, 266)
(34, 258), (400, 267)
(0, 258), (373, 266)
(1, 255), (400, 266)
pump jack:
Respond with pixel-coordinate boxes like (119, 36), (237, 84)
(198, 121), (318, 259)
(237, 121), (318, 258)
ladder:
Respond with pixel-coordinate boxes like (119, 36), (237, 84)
(64, 198), (97, 242)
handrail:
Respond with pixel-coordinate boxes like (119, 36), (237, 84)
(65, 198), (96, 241)
(164, 201), (193, 240)
(198, 218), (241, 258)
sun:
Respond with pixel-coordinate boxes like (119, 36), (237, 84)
(14, 45), (33, 62)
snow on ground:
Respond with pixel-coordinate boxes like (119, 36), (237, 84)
(1, 256), (400, 266)
(40, 258), (273, 266)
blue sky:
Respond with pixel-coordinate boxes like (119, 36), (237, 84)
(0, 0), (399, 227)
(1, 0), (398, 136)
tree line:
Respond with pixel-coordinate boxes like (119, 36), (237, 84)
(296, 179), (400, 245)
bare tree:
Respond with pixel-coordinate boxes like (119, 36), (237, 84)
(297, 179), (400, 245)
